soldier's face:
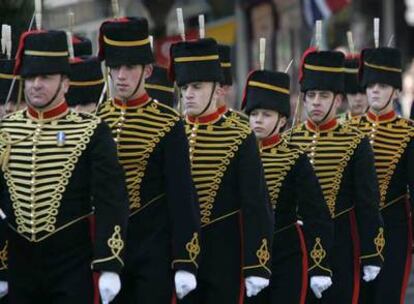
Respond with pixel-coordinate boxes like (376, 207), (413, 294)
(181, 82), (220, 116)
(304, 90), (341, 123)
(366, 83), (398, 112)
(347, 93), (368, 115)
(249, 109), (286, 140)
(110, 64), (152, 100)
(25, 74), (69, 109)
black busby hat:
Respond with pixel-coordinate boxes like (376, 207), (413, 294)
(0, 59), (19, 103)
(14, 30), (70, 77)
(360, 47), (402, 90)
(72, 34), (92, 57)
(169, 38), (223, 86)
(66, 56), (104, 106)
(98, 17), (154, 67)
(344, 55), (364, 94)
(218, 44), (233, 86)
(299, 48), (345, 93)
(145, 65), (175, 107)
(243, 70), (290, 118)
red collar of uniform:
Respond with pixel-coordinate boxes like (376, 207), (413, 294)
(217, 105), (228, 115)
(261, 134), (282, 149)
(187, 109), (222, 124)
(366, 110), (396, 123)
(306, 118), (338, 132)
(27, 100), (69, 120)
(113, 93), (151, 108)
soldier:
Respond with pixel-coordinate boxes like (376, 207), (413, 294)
(340, 54), (369, 121)
(170, 37), (273, 303)
(144, 65), (175, 107)
(289, 48), (384, 304)
(244, 69), (334, 303)
(96, 17), (201, 303)
(349, 47), (414, 304)
(217, 44), (249, 125)
(66, 56), (104, 113)
(0, 30), (129, 303)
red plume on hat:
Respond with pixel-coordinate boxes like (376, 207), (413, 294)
(14, 30), (46, 75)
(298, 46), (318, 84)
(97, 17), (130, 61)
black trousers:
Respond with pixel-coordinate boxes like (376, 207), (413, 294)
(7, 221), (96, 304)
(245, 224), (308, 304)
(179, 214), (243, 304)
(306, 211), (359, 304)
(112, 213), (174, 304)
(359, 202), (412, 304)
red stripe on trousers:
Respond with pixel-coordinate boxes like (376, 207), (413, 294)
(349, 210), (361, 304)
(400, 198), (413, 304)
(93, 272), (100, 304)
(295, 223), (309, 304)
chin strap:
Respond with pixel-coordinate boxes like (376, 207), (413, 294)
(124, 65), (145, 102)
(318, 93), (337, 124)
(304, 93), (337, 126)
(376, 88), (395, 113)
(196, 82), (217, 117)
(25, 75), (63, 110)
(266, 115), (280, 138)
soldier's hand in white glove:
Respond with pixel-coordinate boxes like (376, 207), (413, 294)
(310, 276), (332, 299)
(363, 265), (381, 282)
(0, 281), (7, 298)
(175, 270), (197, 299)
(245, 276), (269, 297)
(99, 271), (121, 304)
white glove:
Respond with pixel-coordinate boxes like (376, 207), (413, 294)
(174, 270), (197, 299)
(310, 276), (332, 299)
(245, 276), (269, 297)
(363, 265), (381, 282)
(99, 271), (121, 304)
(0, 281), (7, 298)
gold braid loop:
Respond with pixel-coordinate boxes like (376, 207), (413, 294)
(0, 131), (33, 171)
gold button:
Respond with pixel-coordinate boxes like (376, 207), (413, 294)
(313, 134), (317, 139)
(370, 140), (374, 145)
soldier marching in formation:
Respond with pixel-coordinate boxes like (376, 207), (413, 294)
(349, 47), (414, 304)
(0, 6), (412, 304)
(288, 49), (384, 304)
(244, 69), (334, 304)
(96, 17), (201, 304)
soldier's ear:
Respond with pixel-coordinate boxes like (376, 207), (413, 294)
(144, 64), (153, 79)
(62, 75), (70, 93)
(214, 83), (225, 98)
(334, 93), (343, 107)
(393, 89), (400, 100)
(279, 116), (287, 129)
